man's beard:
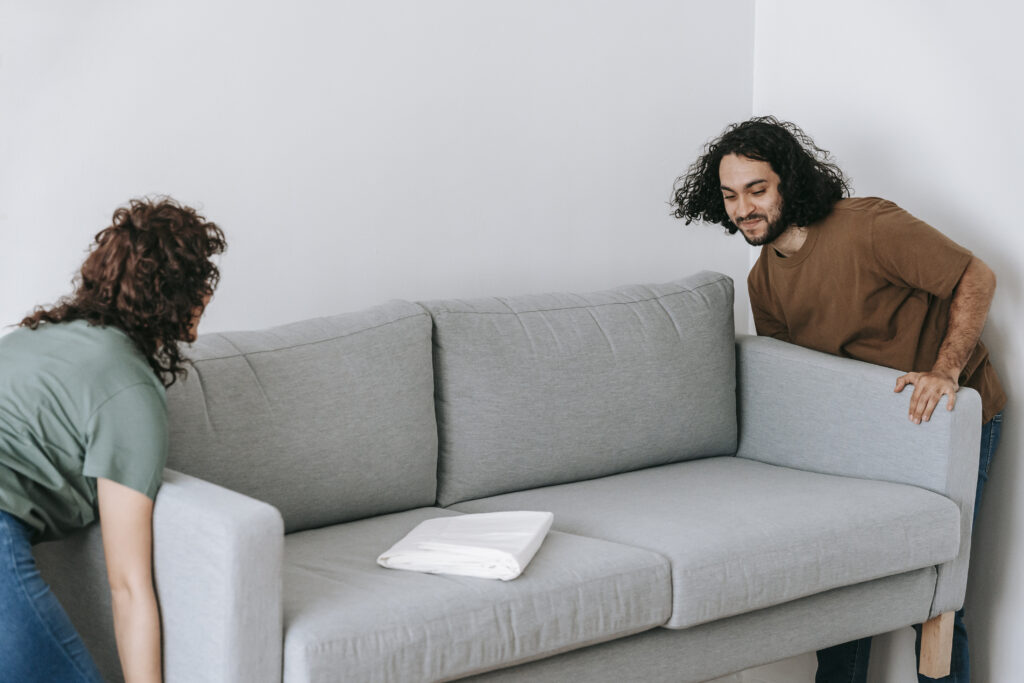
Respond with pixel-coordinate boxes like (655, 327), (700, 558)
(737, 212), (788, 247)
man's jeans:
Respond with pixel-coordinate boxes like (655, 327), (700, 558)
(815, 411), (1004, 683)
(0, 510), (104, 682)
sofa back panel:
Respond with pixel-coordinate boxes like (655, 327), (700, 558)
(423, 271), (736, 507)
(165, 301), (438, 533)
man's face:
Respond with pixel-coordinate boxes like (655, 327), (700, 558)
(718, 153), (787, 246)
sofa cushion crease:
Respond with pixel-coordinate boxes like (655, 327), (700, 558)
(189, 311), (429, 361)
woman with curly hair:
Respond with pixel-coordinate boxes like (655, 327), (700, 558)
(0, 197), (226, 682)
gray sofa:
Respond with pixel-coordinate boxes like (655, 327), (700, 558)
(34, 270), (980, 683)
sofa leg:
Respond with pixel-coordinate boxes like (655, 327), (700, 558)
(918, 611), (954, 678)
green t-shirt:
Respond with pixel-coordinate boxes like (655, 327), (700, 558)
(0, 320), (168, 542)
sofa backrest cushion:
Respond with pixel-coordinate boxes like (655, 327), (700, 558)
(164, 301), (437, 533)
(422, 271), (736, 507)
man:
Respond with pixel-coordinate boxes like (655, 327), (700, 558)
(671, 116), (1005, 683)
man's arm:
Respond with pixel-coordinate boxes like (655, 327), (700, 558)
(894, 256), (996, 423)
(98, 478), (163, 683)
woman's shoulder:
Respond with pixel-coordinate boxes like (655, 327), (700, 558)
(2, 321), (160, 397)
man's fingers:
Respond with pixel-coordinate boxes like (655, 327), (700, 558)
(920, 395), (940, 422)
(908, 385), (923, 423)
(894, 373), (915, 393)
(898, 371), (959, 424)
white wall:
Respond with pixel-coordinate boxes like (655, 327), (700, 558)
(751, 1), (1024, 682)
(0, 0), (754, 335)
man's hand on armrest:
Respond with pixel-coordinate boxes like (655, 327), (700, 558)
(894, 369), (959, 425)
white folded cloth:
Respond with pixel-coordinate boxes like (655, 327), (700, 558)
(377, 511), (554, 581)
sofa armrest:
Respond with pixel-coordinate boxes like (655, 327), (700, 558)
(34, 469), (284, 682)
(735, 335), (981, 617)
(154, 468), (284, 683)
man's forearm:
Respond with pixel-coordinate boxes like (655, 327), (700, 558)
(932, 256), (997, 380)
(895, 256), (996, 423)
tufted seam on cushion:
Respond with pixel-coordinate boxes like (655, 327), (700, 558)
(426, 276), (731, 316)
(187, 311), (428, 363)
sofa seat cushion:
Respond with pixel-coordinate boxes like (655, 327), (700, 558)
(282, 508), (671, 683)
(450, 456), (960, 630)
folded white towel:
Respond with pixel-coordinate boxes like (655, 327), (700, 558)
(377, 511), (554, 581)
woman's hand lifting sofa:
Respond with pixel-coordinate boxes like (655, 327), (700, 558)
(34, 271), (979, 683)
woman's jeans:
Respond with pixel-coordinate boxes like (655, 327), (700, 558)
(816, 411), (1004, 683)
(0, 510), (104, 682)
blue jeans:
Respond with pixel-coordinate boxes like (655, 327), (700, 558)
(816, 411), (1004, 683)
(0, 510), (104, 682)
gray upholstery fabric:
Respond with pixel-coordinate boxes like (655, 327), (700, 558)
(165, 301), (438, 532)
(461, 568), (936, 683)
(735, 335), (982, 617)
(282, 507), (671, 683)
(153, 470), (284, 683)
(451, 456), (960, 629)
(36, 273), (986, 683)
(422, 271), (736, 507)
(36, 470), (285, 683)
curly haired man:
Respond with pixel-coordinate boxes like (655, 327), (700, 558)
(672, 117), (1004, 683)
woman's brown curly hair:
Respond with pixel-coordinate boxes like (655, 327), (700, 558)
(20, 197), (227, 387)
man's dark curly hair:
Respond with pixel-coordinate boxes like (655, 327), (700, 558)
(20, 197), (227, 387)
(671, 116), (851, 233)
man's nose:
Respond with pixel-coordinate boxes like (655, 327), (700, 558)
(737, 196), (752, 217)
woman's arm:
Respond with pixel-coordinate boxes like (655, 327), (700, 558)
(98, 478), (163, 683)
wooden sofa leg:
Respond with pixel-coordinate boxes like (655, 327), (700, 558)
(918, 611), (955, 678)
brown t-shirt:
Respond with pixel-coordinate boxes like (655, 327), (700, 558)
(748, 197), (1005, 423)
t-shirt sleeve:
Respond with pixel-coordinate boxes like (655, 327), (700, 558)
(869, 201), (973, 298)
(82, 383), (168, 499)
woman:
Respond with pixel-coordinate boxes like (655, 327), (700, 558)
(0, 197), (226, 682)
